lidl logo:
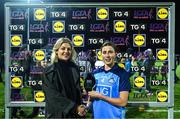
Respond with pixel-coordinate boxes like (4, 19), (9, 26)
(34, 8), (46, 21)
(10, 35), (22, 47)
(114, 20), (126, 33)
(156, 49), (168, 61)
(96, 8), (109, 20)
(134, 76), (146, 88)
(72, 34), (84, 47)
(157, 8), (168, 20)
(133, 34), (146, 47)
(157, 91), (168, 102)
(34, 91), (45, 102)
(33, 49), (46, 61)
(11, 76), (23, 88)
(52, 21), (65, 33)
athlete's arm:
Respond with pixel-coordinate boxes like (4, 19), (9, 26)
(88, 91), (129, 107)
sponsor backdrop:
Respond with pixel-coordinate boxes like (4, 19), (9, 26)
(4, 2), (175, 118)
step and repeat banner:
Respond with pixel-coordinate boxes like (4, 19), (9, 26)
(5, 3), (174, 106)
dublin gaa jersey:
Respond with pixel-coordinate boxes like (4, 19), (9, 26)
(92, 64), (130, 119)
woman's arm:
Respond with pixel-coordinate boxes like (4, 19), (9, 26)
(88, 91), (129, 107)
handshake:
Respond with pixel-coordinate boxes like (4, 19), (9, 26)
(77, 104), (88, 117)
(77, 100), (92, 117)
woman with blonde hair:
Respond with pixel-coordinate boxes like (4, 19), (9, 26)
(42, 37), (86, 118)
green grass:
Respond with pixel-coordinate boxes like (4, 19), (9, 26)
(176, 65), (180, 79)
(0, 83), (4, 118)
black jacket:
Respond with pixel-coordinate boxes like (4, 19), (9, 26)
(42, 61), (81, 118)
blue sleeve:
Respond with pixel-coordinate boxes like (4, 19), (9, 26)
(119, 71), (131, 92)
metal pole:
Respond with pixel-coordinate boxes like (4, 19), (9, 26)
(4, 4), (10, 119)
(168, 107), (174, 119)
(168, 2), (175, 119)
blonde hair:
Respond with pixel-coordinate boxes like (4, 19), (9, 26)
(50, 37), (77, 64)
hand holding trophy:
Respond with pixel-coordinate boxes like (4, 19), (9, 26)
(84, 73), (96, 112)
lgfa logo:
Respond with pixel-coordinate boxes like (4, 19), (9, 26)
(114, 20), (126, 33)
(52, 21), (65, 33)
(72, 34), (84, 47)
(157, 8), (168, 20)
(96, 8), (109, 20)
(34, 8), (46, 21)
(10, 35), (22, 47)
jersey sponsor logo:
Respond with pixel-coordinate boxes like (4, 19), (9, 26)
(96, 85), (112, 97)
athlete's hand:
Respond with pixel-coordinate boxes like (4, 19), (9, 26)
(88, 91), (103, 99)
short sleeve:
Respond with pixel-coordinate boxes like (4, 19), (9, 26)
(119, 71), (131, 92)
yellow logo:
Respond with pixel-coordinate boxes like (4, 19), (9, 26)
(157, 49), (168, 61)
(157, 91), (168, 102)
(134, 34), (145, 47)
(97, 50), (103, 60)
(157, 8), (168, 19)
(73, 35), (84, 46)
(97, 8), (109, 20)
(34, 8), (46, 20)
(114, 21), (126, 33)
(35, 91), (45, 102)
(134, 76), (145, 88)
(53, 21), (65, 33)
(11, 35), (22, 47)
(118, 63), (125, 69)
(34, 50), (46, 61)
(11, 76), (22, 88)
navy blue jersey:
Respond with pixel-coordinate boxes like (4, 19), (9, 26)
(92, 64), (131, 119)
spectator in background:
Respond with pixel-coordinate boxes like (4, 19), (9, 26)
(143, 49), (155, 96)
(42, 38), (86, 118)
